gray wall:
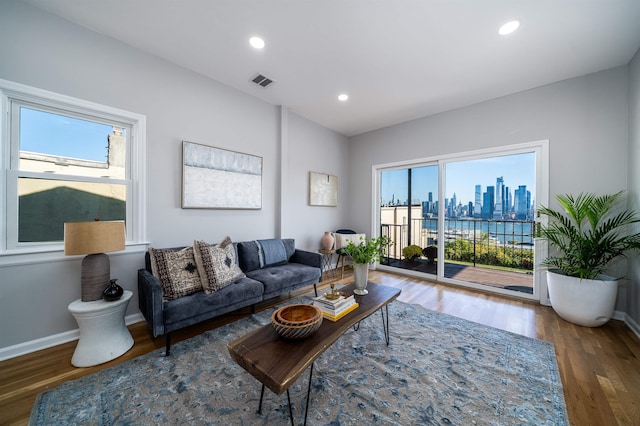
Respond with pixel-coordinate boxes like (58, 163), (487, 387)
(628, 48), (640, 325)
(348, 67), (633, 313)
(283, 112), (350, 248)
(0, 2), (348, 352)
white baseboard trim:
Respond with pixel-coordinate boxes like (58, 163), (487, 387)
(125, 312), (145, 327)
(612, 310), (626, 321)
(612, 309), (640, 339)
(0, 313), (145, 362)
(624, 313), (640, 339)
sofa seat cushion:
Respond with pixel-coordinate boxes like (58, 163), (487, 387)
(163, 276), (263, 325)
(246, 263), (321, 297)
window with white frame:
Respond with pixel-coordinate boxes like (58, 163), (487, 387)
(1, 79), (146, 255)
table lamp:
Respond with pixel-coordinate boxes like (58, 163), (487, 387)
(64, 219), (125, 302)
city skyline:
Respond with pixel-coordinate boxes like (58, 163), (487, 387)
(381, 152), (535, 209)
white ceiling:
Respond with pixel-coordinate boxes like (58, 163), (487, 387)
(22, 0), (640, 137)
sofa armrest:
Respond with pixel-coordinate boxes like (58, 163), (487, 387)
(137, 269), (165, 337)
(290, 249), (322, 280)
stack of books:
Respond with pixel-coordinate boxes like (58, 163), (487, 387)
(313, 293), (358, 321)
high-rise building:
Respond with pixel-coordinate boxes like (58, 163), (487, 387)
(493, 177), (504, 219)
(514, 185), (529, 219)
(504, 185), (511, 213)
(482, 186), (495, 219)
(474, 185), (482, 217)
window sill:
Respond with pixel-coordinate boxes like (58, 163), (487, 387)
(0, 243), (149, 267)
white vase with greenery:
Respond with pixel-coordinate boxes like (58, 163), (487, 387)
(352, 263), (370, 294)
(344, 235), (392, 295)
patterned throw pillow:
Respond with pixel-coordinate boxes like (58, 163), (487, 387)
(193, 236), (246, 294)
(148, 247), (202, 300)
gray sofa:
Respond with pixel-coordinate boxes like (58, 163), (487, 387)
(138, 238), (322, 355)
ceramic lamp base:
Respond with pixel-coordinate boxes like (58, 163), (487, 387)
(81, 253), (110, 302)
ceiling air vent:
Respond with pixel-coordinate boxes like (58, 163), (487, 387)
(251, 73), (275, 88)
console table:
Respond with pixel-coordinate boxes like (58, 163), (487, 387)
(68, 290), (134, 367)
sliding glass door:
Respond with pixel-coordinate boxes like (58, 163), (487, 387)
(376, 141), (548, 301)
(380, 165), (438, 272)
(442, 153), (535, 294)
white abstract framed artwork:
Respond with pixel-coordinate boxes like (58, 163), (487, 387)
(182, 141), (262, 209)
(309, 172), (338, 206)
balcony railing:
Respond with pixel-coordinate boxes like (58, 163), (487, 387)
(381, 218), (534, 272)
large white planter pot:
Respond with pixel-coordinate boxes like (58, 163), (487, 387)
(353, 263), (370, 295)
(546, 271), (618, 327)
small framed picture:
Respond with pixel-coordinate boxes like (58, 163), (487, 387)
(309, 172), (338, 207)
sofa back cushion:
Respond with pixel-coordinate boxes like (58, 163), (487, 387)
(282, 238), (295, 258)
(237, 241), (260, 272)
(257, 239), (287, 267)
(237, 238), (295, 272)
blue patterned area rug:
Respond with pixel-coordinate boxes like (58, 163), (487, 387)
(30, 298), (568, 425)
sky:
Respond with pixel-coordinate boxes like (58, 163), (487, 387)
(20, 107), (116, 162)
(381, 152), (535, 206)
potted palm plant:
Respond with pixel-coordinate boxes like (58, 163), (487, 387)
(344, 235), (392, 295)
(538, 191), (640, 326)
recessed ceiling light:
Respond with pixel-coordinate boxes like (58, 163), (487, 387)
(498, 20), (520, 36)
(249, 36), (265, 49)
(338, 94), (349, 102)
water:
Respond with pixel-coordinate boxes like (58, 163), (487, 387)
(421, 219), (535, 245)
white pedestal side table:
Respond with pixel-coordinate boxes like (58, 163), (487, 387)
(68, 290), (134, 367)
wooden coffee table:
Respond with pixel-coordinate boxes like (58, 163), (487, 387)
(227, 282), (401, 425)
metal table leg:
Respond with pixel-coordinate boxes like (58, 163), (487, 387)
(353, 305), (391, 345)
(381, 304), (390, 345)
(256, 362), (315, 426)
(303, 363), (314, 426)
(286, 390), (294, 426)
(258, 384), (265, 414)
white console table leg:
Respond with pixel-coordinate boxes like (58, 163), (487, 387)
(68, 290), (134, 367)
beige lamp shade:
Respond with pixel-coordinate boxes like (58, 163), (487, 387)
(64, 221), (125, 255)
(65, 220), (125, 302)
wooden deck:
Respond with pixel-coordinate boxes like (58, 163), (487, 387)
(384, 258), (533, 293)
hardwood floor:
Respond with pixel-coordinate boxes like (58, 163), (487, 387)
(1, 269), (639, 425)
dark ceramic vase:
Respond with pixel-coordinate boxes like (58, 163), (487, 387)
(103, 279), (124, 301)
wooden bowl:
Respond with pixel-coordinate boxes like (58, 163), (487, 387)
(275, 304), (322, 326)
(271, 305), (323, 339)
